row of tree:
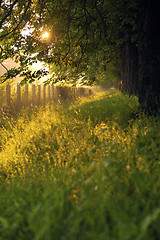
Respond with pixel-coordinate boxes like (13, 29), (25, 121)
(0, 0), (160, 113)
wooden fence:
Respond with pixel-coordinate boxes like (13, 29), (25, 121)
(0, 84), (93, 109)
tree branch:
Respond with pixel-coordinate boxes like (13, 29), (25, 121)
(94, 0), (106, 38)
(0, 62), (9, 72)
(0, 0), (19, 29)
(0, 0), (32, 39)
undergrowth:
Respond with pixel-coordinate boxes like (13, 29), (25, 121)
(0, 90), (160, 240)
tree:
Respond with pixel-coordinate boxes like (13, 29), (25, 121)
(137, 0), (160, 113)
(121, 0), (160, 113)
(1, 0), (160, 113)
(0, 0), (122, 85)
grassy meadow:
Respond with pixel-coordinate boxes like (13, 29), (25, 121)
(0, 89), (160, 240)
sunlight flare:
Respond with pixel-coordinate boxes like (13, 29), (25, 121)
(42, 32), (49, 39)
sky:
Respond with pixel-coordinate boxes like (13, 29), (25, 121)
(0, 59), (19, 76)
(0, 59), (50, 84)
(0, 59), (22, 83)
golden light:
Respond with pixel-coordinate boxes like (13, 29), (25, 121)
(42, 32), (49, 39)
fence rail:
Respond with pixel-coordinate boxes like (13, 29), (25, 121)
(0, 84), (93, 109)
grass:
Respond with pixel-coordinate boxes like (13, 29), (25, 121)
(0, 89), (160, 240)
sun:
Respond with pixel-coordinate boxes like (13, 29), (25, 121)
(42, 32), (49, 39)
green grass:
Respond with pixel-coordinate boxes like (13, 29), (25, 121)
(0, 89), (160, 240)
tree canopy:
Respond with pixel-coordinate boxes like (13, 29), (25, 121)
(1, 0), (160, 113)
(0, 0), (136, 85)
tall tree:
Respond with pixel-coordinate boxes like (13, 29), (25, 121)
(1, 0), (160, 113)
(121, 0), (160, 113)
(137, 0), (160, 113)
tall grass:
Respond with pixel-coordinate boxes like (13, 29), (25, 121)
(0, 89), (160, 240)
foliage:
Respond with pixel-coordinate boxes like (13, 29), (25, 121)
(0, 0), (137, 85)
(0, 90), (160, 239)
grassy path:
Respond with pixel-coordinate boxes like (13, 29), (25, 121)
(0, 90), (160, 240)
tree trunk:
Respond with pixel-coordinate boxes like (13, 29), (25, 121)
(121, 34), (138, 95)
(137, 0), (160, 113)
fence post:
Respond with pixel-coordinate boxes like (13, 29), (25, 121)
(89, 88), (92, 95)
(43, 85), (46, 103)
(25, 85), (28, 105)
(52, 85), (54, 101)
(17, 84), (21, 103)
(6, 84), (11, 105)
(37, 85), (41, 105)
(32, 85), (35, 105)
(54, 86), (61, 101)
(48, 85), (51, 101)
(74, 87), (77, 99)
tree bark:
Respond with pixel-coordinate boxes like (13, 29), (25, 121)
(121, 1), (160, 114)
(137, 0), (160, 113)
(121, 34), (138, 95)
